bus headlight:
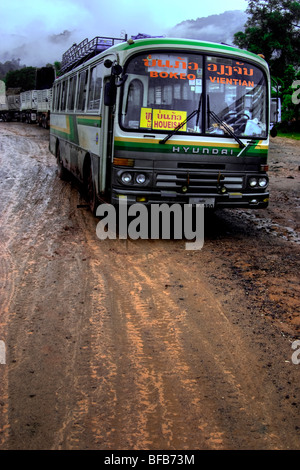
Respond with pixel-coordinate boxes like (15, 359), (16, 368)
(136, 173), (146, 184)
(121, 172), (133, 184)
(249, 177), (258, 187)
(258, 177), (268, 188)
(248, 176), (268, 189)
(118, 171), (149, 186)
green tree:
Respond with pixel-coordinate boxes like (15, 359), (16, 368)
(54, 61), (61, 76)
(234, 0), (300, 129)
(279, 67), (300, 127)
(5, 66), (36, 91)
(234, 0), (300, 77)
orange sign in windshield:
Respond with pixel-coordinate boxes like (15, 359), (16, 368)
(207, 62), (255, 87)
(140, 108), (187, 131)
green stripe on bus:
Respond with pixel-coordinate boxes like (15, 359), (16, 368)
(51, 115), (79, 145)
(114, 139), (268, 157)
(77, 116), (102, 127)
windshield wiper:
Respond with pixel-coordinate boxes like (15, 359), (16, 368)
(207, 96), (245, 149)
(159, 94), (202, 144)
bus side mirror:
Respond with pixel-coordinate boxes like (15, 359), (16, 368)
(270, 126), (277, 137)
(104, 59), (113, 68)
(112, 64), (123, 76)
(104, 63), (127, 106)
(104, 80), (117, 106)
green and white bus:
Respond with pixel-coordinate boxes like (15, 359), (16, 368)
(50, 35), (270, 213)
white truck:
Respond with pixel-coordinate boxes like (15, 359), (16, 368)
(0, 81), (21, 121)
(20, 89), (38, 123)
(36, 88), (52, 128)
(20, 67), (55, 126)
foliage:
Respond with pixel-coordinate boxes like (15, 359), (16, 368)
(5, 66), (36, 91)
(54, 61), (61, 77)
(234, 1), (300, 76)
(234, 0), (300, 128)
(3, 61), (58, 91)
(277, 131), (300, 139)
(281, 68), (300, 125)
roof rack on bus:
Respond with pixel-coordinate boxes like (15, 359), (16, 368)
(60, 35), (128, 74)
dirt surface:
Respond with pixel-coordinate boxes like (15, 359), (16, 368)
(0, 122), (299, 450)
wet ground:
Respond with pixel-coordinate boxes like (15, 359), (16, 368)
(0, 122), (299, 450)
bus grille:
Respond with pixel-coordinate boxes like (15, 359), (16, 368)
(155, 172), (244, 192)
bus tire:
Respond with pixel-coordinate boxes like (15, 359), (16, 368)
(56, 144), (69, 181)
(86, 163), (98, 216)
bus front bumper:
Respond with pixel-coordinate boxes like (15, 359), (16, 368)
(111, 189), (269, 209)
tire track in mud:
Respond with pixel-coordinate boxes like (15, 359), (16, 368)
(0, 241), (14, 446)
(70, 231), (224, 449)
(0, 127), (89, 448)
(106, 260), (217, 449)
(62, 222), (291, 450)
(0, 133), (48, 446)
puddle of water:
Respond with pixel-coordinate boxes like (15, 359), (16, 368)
(240, 211), (300, 244)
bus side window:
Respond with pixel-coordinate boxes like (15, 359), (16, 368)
(87, 64), (102, 111)
(55, 83), (61, 111)
(52, 85), (56, 111)
(67, 75), (77, 111)
(77, 70), (88, 111)
(60, 80), (68, 111)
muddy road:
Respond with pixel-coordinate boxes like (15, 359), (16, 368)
(0, 122), (299, 450)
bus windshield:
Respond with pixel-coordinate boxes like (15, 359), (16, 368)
(120, 52), (268, 139)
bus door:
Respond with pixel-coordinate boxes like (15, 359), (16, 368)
(102, 61), (128, 200)
(85, 61), (111, 198)
(101, 75), (114, 198)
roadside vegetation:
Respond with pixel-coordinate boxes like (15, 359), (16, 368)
(234, 0), (300, 135)
(277, 132), (300, 140)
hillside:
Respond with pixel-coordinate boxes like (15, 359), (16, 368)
(168, 10), (247, 45)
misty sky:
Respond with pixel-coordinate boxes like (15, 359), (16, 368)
(0, 0), (248, 66)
